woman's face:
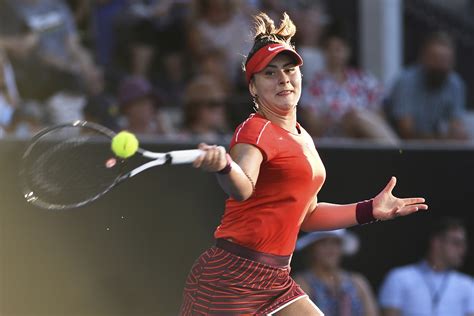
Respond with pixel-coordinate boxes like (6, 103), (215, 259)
(250, 53), (302, 115)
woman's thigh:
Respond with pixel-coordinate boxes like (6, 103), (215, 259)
(273, 297), (324, 316)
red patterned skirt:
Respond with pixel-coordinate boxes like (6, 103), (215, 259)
(179, 239), (306, 315)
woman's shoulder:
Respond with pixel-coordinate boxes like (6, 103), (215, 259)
(231, 113), (273, 144)
(234, 113), (270, 133)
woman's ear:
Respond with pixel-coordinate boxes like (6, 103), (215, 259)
(249, 81), (257, 98)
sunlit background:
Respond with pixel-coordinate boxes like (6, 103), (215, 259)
(0, 0), (473, 315)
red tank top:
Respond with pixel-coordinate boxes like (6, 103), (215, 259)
(214, 113), (326, 256)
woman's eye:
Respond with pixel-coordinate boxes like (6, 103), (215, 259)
(265, 71), (275, 76)
(286, 68), (296, 73)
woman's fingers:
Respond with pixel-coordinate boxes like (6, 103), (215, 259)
(383, 176), (397, 194)
(192, 153), (205, 168)
(202, 146), (217, 169)
(401, 197), (426, 205)
(198, 142), (209, 150)
(395, 203), (429, 216)
(193, 143), (212, 168)
(194, 144), (228, 172)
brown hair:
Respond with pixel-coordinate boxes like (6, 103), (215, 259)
(422, 31), (455, 52)
(429, 217), (465, 240)
(244, 12), (297, 67)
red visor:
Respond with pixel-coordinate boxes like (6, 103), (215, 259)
(245, 43), (303, 83)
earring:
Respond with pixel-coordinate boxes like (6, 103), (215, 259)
(252, 94), (259, 111)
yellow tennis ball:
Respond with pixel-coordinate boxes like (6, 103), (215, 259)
(111, 131), (139, 158)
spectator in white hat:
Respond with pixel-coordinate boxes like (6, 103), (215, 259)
(294, 229), (379, 316)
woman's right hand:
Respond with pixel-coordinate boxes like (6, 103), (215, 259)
(196, 143), (262, 201)
(192, 143), (228, 173)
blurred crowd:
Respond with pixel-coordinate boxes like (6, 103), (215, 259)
(294, 217), (473, 316)
(0, 0), (472, 142)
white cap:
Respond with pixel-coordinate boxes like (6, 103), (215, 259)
(295, 229), (360, 256)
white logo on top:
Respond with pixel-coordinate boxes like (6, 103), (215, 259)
(268, 45), (284, 52)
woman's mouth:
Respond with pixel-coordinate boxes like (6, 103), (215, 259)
(277, 90), (293, 96)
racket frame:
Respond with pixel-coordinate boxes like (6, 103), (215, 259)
(20, 120), (203, 210)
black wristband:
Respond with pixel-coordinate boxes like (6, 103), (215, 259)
(356, 199), (377, 224)
(217, 153), (232, 175)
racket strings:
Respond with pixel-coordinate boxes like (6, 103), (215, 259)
(21, 125), (124, 209)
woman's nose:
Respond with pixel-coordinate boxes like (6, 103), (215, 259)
(278, 71), (290, 84)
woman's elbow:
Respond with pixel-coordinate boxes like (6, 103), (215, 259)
(300, 208), (317, 232)
(230, 188), (253, 202)
(300, 221), (313, 233)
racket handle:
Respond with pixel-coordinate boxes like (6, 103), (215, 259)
(168, 149), (204, 164)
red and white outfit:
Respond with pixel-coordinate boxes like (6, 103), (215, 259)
(302, 69), (383, 120)
(180, 113), (326, 315)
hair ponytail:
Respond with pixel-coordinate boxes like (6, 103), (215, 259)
(253, 12), (296, 46)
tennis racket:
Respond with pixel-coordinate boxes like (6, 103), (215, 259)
(19, 120), (203, 210)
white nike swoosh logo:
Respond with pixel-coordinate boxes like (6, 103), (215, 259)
(268, 45), (284, 52)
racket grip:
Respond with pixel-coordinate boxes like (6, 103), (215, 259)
(168, 149), (204, 164)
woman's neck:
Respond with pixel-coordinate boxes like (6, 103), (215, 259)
(257, 106), (298, 134)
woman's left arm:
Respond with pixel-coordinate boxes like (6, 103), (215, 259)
(301, 177), (428, 232)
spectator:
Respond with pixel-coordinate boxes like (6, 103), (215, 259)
(181, 75), (229, 142)
(92, 1), (193, 96)
(0, 0), (98, 102)
(83, 96), (119, 131)
(194, 49), (232, 94)
(384, 32), (469, 140)
(6, 101), (46, 137)
(155, 50), (190, 110)
(293, 0), (328, 85)
(45, 86), (87, 124)
(64, 0), (94, 46)
(294, 229), (379, 316)
(126, 20), (158, 81)
(300, 27), (398, 143)
(188, 0), (251, 84)
(379, 217), (474, 316)
(123, 0), (191, 78)
(88, 0), (128, 69)
(83, 67), (120, 131)
(117, 76), (169, 135)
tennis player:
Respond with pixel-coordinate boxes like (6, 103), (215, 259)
(180, 13), (428, 316)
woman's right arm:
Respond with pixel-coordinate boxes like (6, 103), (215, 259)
(193, 143), (263, 201)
